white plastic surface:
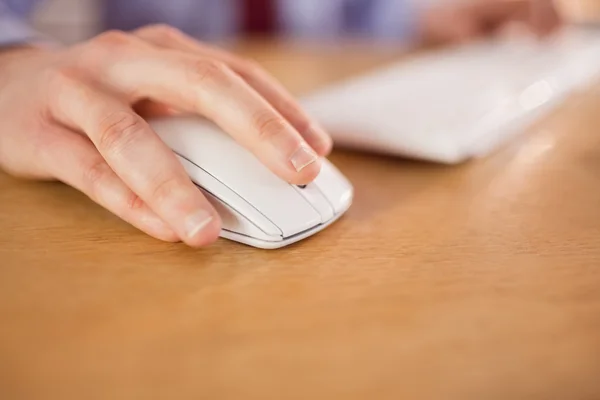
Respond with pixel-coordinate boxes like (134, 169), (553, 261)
(220, 205), (350, 250)
(149, 116), (354, 248)
(293, 184), (335, 223)
(301, 29), (600, 164)
(175, 155), (281, 238)
(313, 161), (354, 214)
(201, 189), (280, 243)
(151, 116), (322, 237)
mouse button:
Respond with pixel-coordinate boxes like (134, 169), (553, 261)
(201, 189), (281, 242)
(181, 153), (321, 237)
(176, 137), (322, 237)
(152, 117), (321, 237)
(176, 154), (282, 237)
(313, 161), (354, 214)
(151, 117), (229, 156)
(293, 184), (334, 223)
(235, 181), (321, 237)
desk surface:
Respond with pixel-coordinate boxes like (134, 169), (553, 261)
(2, 40), (600, 400)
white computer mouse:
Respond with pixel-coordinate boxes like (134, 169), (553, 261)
(149, 116), (353, 249)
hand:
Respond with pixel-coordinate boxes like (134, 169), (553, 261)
(0, 26), (332, 247)
(420, 0), (563, 45)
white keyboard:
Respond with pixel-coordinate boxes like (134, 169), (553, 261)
(301, 29), (600, 164)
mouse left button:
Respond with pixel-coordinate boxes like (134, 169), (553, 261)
(201, 190), (282, 242)
(175, 154), (283, 238)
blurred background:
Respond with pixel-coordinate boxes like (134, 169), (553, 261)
(29, 0), (600, 46)
(30, 0), (100, 43)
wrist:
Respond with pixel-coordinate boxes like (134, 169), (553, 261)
(0, 44), (47, 65)
(0, 45), (49, 90)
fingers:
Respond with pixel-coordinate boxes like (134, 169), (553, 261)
(528, 0), (562, 36)
(424, 0), (562, 44)
(133, 99), (182, 118)
(80, 35), (321, 185)
(48, 73), (222, 247)
(473, 0), (561, 36)
(133, 25), (333, 156)
(421, 6), (484, 44)
(39, 128), (179, 243)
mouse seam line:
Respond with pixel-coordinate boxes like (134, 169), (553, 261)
(220, 228), (281, 243)
(175, 152), (283, 238)
(314, 184), (336, 214)
(293, 185), (335, 223)
(224, 201), (349, 245)
(197, 186), (281, 240)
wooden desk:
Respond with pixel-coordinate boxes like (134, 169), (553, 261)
(2, 41), (600, 400)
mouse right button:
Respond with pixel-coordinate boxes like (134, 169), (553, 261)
(292, 184), (334, 223)
(313, 161), (354, 215)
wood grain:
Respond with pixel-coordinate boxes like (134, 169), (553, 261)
(2, 41), (600, 400)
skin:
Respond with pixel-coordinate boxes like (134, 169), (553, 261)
(421, 0), (562, 45)
(0, 26), (333, 247)
(0, 0), (562, 247)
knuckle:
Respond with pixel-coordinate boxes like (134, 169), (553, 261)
(97, 111), (147, 156)
(45, 66), (82, 91)
(83, 158), (113, 194)
(253, 110), (288, 141)
(79, 30), (142, 65)
(186, 59), (229, 87)
(125, 191), (145, 211)
(43, 66), (88, 107)
(142, 24), (184, 40)
(149, 176), (181, 204)
(91, 30), (136, 49)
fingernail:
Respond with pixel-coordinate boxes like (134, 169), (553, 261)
(290, 144), (318, 172)
(185, 209), (214, 238)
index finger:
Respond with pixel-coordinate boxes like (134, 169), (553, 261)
(82, 33), (322, 185)
(133, 25), (333, 156)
